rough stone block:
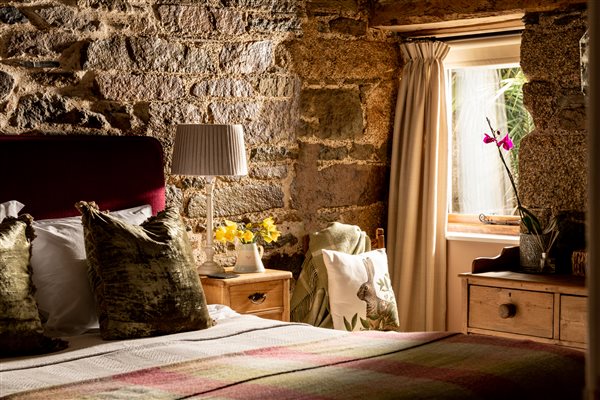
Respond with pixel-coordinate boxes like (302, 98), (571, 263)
(147, 102), (204, 131)
(219, 41), (273, 74)
(250, 146), (296, 161)
(4, 31), (76, 57)
(210, 101), (262, 123)
(244, 99), (299, 145)
(306, 0), (358, 13)
(364, 79), (396, 144)
(91, 101), (134, 131)
(157, 5), (212, 35)
(256, 75), (299, 97)
(250, 165), (289, 179)
(165, 184), (183, 212)
(105, 13), (158, 35)
(192, 79), (254, 97)
(286, 39), (399, 81)
(248, 15), (301, 33)
(84, 37), (215, 73)
(10, 93), (68, 129)
(84, 37), (133, 70)
(78, 0), (131, 11)
(213, 9), (246, 35)
(95, 73), (185, 101)
(519, 131), (587, 212)
(0, 6), (28, 24)
(300, 88), (363, 139)
(30, 72), (78, 88)
(329, 17), (366, 36)
(556, 92), (586, 130)
(34, 5), (100, 32)
(521, 10), (586, 88)
(292, 143), (387, 213)
(349, 143), (387, 162)
(523, 80), (556, 130)
(187, 183), (285, 218)
(523, 81), (586, 131)
(319, 145), (348, 160)
(0, 71), (15, 101)
(220, 0), (298, 13)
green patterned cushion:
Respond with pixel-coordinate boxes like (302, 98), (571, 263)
(76, 202), (213, 340)
(0, 215), (67, 356)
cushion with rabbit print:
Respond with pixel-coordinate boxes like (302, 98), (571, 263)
(322, 248), (399, 331)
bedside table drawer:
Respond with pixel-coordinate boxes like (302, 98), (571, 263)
(560, 295), (587, 344)
(229, 280), (284, 314)
(468, 285), (554, 338)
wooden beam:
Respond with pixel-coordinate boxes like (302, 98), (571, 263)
(371, 0), (587, 29)
(377, 14), (524, 38)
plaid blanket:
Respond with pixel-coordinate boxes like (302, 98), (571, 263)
(4, 326), (584, 399)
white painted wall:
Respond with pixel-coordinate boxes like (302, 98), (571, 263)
(445, 234), (518, 332)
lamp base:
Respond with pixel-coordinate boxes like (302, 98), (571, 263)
(197, 260), (225, 276)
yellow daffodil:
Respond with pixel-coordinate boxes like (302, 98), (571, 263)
(214, 217), (279, 245)
(215, 220), (239, 243)
(214, 226), (228, 243)
(240, 230), (255, 243)
(262, 217), (275, 230)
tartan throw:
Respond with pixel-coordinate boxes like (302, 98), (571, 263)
(4, 324), (584, 399)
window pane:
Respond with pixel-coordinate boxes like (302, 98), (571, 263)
(447, 66), (533, 216)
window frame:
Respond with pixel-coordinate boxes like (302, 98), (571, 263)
(444, 33), (523, 237)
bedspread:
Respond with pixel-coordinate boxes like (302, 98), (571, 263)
(1, 311), (585, 399)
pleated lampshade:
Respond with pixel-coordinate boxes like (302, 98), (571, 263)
(171, 124), (248, 177)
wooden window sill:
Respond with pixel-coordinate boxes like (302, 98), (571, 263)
(447, 214), (520, 237)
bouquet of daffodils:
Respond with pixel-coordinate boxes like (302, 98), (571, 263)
(214, 217), (280, 245)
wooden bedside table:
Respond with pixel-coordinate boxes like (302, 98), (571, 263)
(460, 271), (587, 349)
(200, 268), (292, 322)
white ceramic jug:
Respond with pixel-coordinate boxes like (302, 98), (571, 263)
(233, 242), (265, 273)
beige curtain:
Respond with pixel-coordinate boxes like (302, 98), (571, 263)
(387, 41), (450, 332)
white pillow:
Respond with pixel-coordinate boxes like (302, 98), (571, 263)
(31, 204), (152, 336)
(0, 200), (25, 221)
(322, 248), (399, 331)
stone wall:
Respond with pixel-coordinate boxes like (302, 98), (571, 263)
(0, 0), (399, 278)
(519, 5), (588, 271)
(2, 0), (587, 278)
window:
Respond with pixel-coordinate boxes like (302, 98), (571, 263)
(444, 34), (534, 235)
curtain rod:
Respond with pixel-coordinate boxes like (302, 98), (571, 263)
(398, 29), (523, 44)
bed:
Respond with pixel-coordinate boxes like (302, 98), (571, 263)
(0, 135), (586, 399)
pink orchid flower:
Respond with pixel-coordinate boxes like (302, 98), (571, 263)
(483, 134), (496, 144)
(498, 134), (514, 150)
(483, 132), (514, 150)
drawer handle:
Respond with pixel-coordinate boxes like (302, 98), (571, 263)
(499, 303), (517, 319)
(248, 292), (267, 304)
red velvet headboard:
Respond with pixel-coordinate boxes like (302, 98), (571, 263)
(0, 135), (166, 220)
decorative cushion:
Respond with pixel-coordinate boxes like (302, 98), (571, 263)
(322, 248), (399, 331)
(0, 215), (67, 357)
(31, 205), (152, 336)
(77, 201), (213, 340)
(0, 200), (24, 222)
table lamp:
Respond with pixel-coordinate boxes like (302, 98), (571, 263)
(171, 124), (248, 275)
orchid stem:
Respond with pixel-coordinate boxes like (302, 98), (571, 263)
(485, 117), (523, 213)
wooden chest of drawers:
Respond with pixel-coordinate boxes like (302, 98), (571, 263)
(460, 271), (587, 349)
(200, 268), (292, 321)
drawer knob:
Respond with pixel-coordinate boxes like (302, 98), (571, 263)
(499, 303), (517, 319)
(248, 292), (267, 304)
